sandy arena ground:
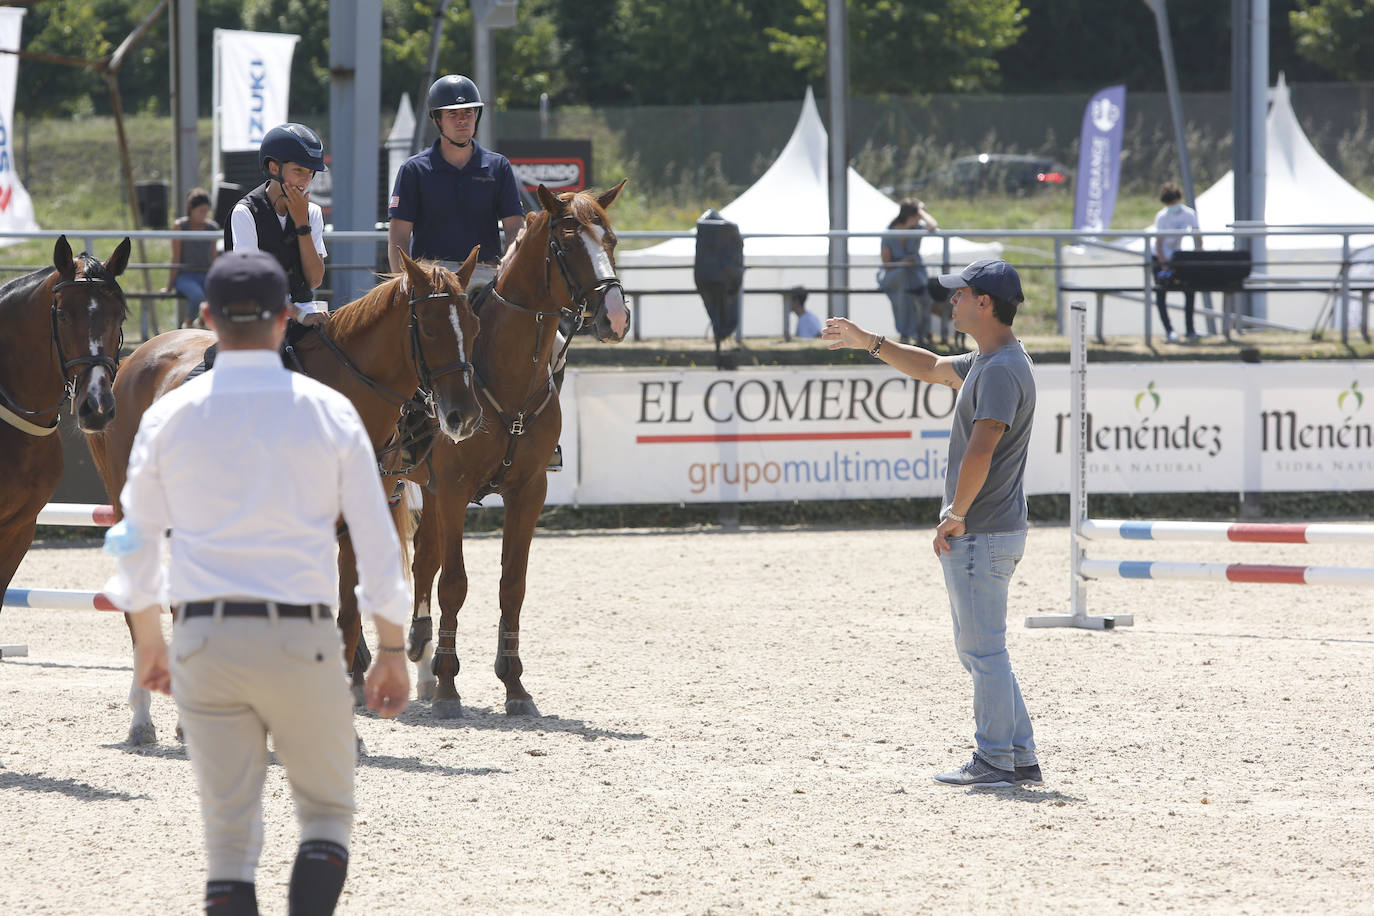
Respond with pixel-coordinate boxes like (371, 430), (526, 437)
(2, 523), (1372, 915)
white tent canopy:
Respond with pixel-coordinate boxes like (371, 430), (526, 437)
(619, 88), (1000, 338)
(1195, 74), (1374, 249)
(1063, 75), (1374, 336)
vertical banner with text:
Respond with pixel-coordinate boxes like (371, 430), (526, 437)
(0, 7), (39, 242)
(1073, 84), (1126, 234)
(215, 29), (300, 152)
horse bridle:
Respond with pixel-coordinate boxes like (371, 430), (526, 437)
(50, 275), (125, 405)
(315, 280), (474, 418)
(405, 285), (476, 418)
(546, 214), (623, 330)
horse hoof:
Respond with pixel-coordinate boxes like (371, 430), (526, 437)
(416, 680), (437, 702)
(505, 698), (541, 717)
(351, 685), (366, 708)
(432, 698), (463, 719)
(126, 723), (157, 746)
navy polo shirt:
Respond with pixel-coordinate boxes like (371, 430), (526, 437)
(389, 140), (524, 263)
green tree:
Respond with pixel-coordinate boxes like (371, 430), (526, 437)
(1290, 0), (1373, 80)
(767, 0), (1027, 95)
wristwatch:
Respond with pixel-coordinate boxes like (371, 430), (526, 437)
(295, 223), (312, 236)
(943, 507), (967, 522)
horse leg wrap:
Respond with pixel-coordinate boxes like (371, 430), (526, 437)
(288, 840), (348, 916)
(500, 630), (520, 658)
(432, 628), (460, 675)
(406, 615), (432, 663)
(205, 880), (256, 915)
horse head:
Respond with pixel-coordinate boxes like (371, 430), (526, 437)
(536, 179), (630, 343)
(52, 235), (130, 432)
(398, 246), (483, 442)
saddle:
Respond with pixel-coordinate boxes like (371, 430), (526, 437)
(180, 321), (315, 386)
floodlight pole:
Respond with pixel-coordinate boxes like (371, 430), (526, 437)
(1141, 0), (1196, 206)
(826, 0), (848, 319)
(472, 0), (518, 148)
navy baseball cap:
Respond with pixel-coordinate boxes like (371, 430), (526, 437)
(937, 258), (1024, 302)
(205, 250), (289, 323)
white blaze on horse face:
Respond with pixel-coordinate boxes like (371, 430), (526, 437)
(580, 224), (627, 337)
(447, 303), (467, 364)
(85, 302), (109, 395)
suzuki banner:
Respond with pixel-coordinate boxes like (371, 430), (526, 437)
(0, 7), (39, 242)
(1072, 84), (1126, 233)
(214, 28), (299, 152)
(559, 362), (1372, 505)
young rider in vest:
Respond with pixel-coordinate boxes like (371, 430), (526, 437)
(227, 123), (330, 330)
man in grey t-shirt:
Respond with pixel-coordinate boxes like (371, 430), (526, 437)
(822, 257), (1041, 789)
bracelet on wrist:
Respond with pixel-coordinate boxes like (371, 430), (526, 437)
(868, 334), (885, 358)
(376, 645), (406, 655)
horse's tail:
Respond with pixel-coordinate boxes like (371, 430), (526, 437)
(82, 430), (124, 522)
(390, 479), (421, 592)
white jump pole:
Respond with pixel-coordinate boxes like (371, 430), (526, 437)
(1026, 301), (1134, 630)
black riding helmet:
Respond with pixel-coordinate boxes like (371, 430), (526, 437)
(259, 123), (328, 178)
(427, 74), (483, 132)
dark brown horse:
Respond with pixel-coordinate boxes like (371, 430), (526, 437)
(0, 236), (130, 607)
(361, 181), (629, 718)
(88, 249), (484, 744)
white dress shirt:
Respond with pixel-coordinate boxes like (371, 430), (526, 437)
(229, 200), (328, 317)
(103, 349), (412, 626)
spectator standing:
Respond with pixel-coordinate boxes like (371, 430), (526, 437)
(1151, 181), (1205, 342)
(879, 199), (938, 345)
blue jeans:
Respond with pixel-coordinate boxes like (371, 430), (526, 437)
(939, 530), (1036, 771)
(174, 272), (207, 325)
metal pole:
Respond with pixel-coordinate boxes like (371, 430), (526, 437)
(1248, 0), (1269, 320)
(329, 0), (383, 307)
(411, 0), (452, 156)
(474, 23), (494, 147)
(825, 0), (848, 319)
(169, 0), (198, 206)
(1143, 0), (1196, 205)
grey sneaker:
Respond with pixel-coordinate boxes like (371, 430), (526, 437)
(1014, 763), (1043, 785)
(933, 755), (1015, 787)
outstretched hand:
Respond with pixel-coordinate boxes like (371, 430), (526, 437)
(821, 317), (876, 352)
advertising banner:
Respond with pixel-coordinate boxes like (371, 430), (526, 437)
(562, 362), (1372, 506)
(501, 139), (593, 194)
(215, 29), (299, 152)
(1072, 84), (1126, 233)
(0, 7), (39, 241)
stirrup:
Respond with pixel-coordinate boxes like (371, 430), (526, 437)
(545, 443), (563, 472)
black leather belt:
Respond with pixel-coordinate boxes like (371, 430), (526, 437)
(177, 600), (331, 621)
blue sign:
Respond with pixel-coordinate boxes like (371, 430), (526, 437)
(1073, 85), (1126, 233)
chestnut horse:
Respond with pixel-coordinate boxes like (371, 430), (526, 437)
(88, 249), (484, 745)
(353, 181), (629, 718)
(0, 236), (129, 606)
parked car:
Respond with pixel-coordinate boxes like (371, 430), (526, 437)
(908, 154), (1071, 196)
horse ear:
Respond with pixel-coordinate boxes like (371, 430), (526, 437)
(455, 246), (481, 289)
(397, 247), (428, 291)
(597, 179), (628, 211)
(536, 183), (562, 213)
(105, 237), (132, 277)
(53, 235), (75, 277)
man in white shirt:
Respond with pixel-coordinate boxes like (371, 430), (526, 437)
(1152, 181), (1205, 342)
(789, 286), (823, 339)
(106, 250), (411, 916)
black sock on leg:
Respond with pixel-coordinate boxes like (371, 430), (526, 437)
(288, 840), (349, 915)
(205, 880), (257, 915)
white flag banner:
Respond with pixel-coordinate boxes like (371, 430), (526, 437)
(0, 7), (39, 241)
(215, 28), (299, 152)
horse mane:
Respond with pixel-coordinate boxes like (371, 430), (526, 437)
(77, 252), (125, 296)
(328, 263), (462, 339)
